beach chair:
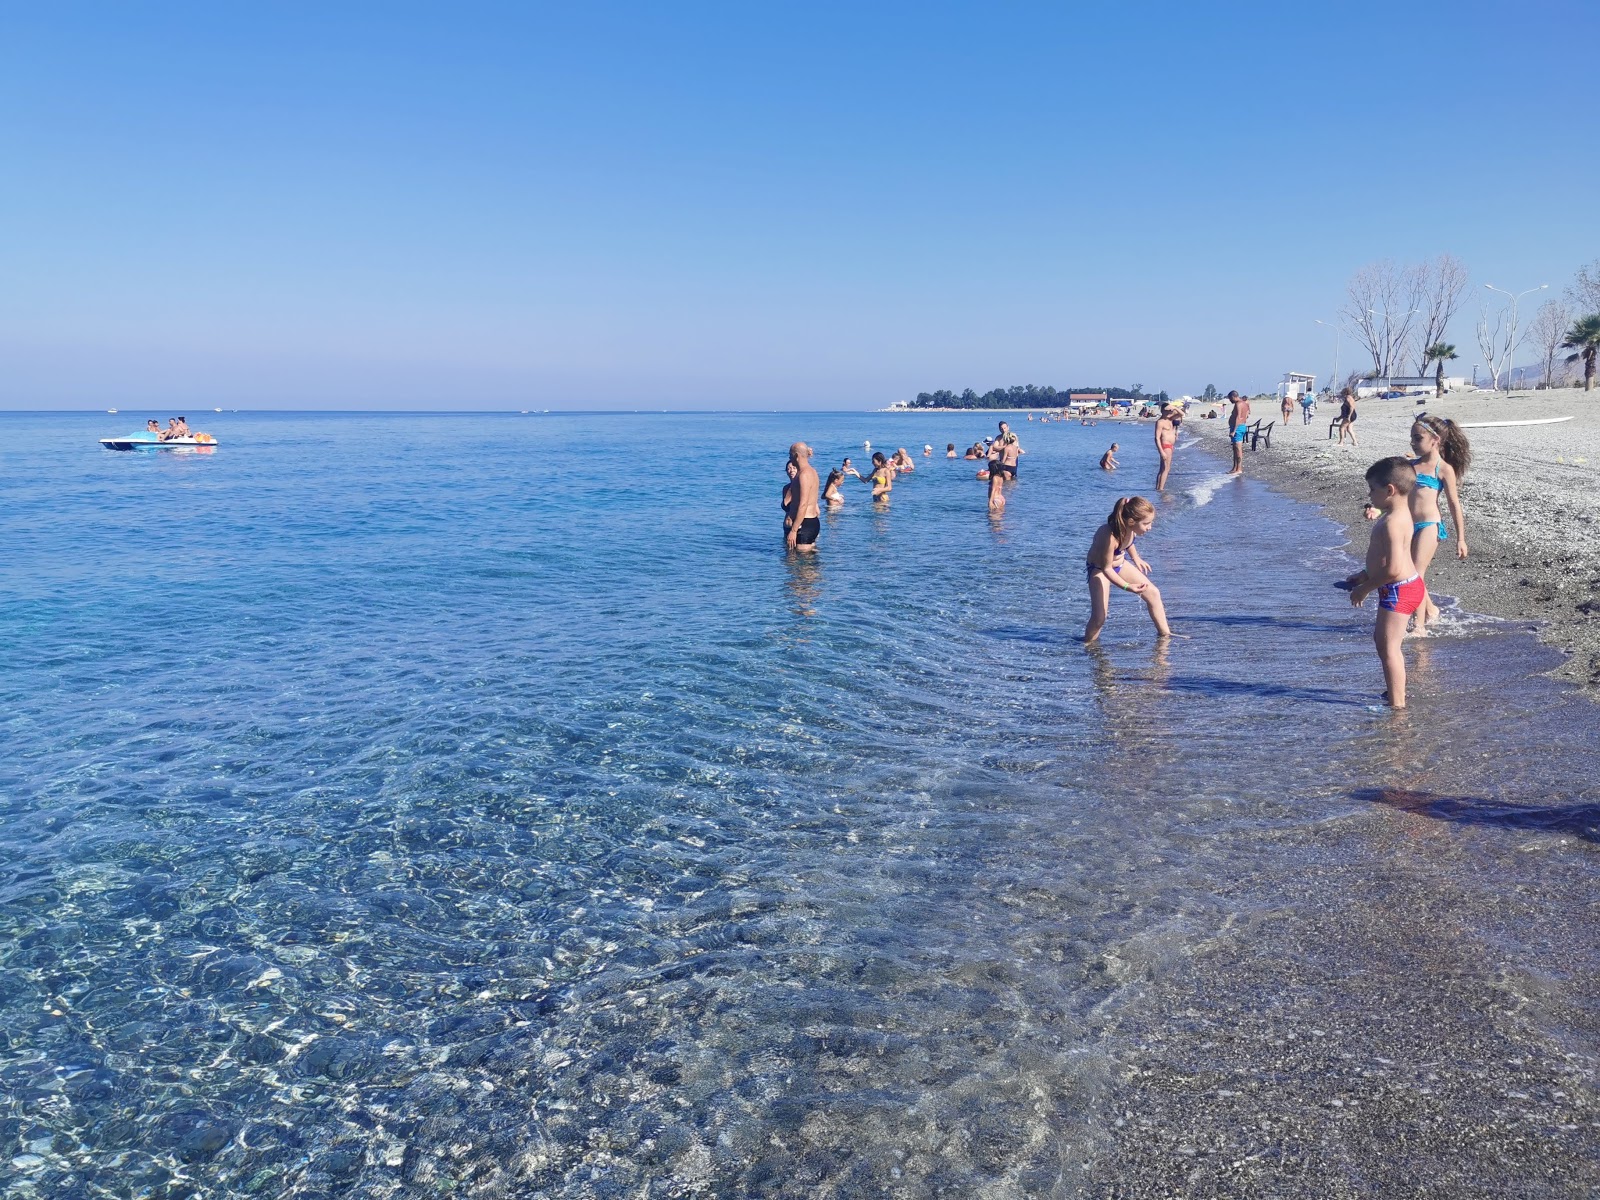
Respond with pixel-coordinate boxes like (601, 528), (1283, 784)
(1247, 419), (1274, 450)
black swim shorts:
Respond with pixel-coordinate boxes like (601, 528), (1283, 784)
(795, 516), (820, 546)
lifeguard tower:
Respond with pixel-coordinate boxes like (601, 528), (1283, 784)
(1276, 372), (1316, 403)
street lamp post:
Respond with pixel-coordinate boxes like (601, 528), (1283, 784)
(1483, 283), (1548, 392)
(1315, 319), (1344, 396)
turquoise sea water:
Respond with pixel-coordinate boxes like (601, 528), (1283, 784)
(3, 411), (1598, 1197)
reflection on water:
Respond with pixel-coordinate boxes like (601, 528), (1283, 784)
(1, 412), (1598, 1196)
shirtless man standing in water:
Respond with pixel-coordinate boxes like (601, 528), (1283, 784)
(1153, 406), (1178, 490)
(784, 442), (821, 552)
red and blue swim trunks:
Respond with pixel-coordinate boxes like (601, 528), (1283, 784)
(1378, 574), (1425, 615)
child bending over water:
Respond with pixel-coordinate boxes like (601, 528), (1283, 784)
(1084, 496), (1171, 642)
(1341, 457), (1421, 708)
(1408, 414), (1470, 636)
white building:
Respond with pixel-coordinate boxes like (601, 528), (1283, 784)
(1275, 372), (1316, 402)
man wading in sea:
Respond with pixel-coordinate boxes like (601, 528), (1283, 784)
(785, 442), (820, 552)
(990, 420), (1022, 480)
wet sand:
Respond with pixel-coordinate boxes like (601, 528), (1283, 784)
(1184, 387), (1600, 694)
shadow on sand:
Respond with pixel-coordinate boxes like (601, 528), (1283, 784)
(1355, 787), (1600, 844)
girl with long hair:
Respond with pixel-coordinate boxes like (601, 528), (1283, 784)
(1408, 414), (1470, 635)
(1084, 496), (1171, 642)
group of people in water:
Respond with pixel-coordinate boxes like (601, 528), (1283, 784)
(146, 417), (192, 441)
(783, 422), (1029, 547)
(783, 399), (1473, 711)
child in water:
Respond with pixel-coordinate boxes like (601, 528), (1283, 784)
(987, 461), (1006, 513)
(823, 468), (846, 508)
(1084, 496), (1171, 642)
(1408, 414), (1470, 636)
(1099, 443), (1119, 471)
(1340, 457), (1421, 708)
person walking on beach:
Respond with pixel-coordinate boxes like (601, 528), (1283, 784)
(1340, 457), (1421, 708)
(1153, 406), (1178, 489)
(1336, 387), (1359, 446)
(1100, 443), (1120, 471)
(1407, 414), (1471, 635)
(1083, 496), (1171, 643)
(784, 442), (820, 552)
(1226, 391), (1250, 476)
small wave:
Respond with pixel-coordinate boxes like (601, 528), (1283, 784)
(1420, 595), (1520, 636)
(1186, 472), (1233, 508)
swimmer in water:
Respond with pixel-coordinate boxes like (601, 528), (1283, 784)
(862, 451), (893, 500)
(823, 467), (846, 508)
(784, 442), (820, 552)
(1100, 443), (1119, 471)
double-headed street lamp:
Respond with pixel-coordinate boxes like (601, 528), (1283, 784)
(1483, 283), (1548, 391)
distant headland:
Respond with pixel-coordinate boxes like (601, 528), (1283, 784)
(902, 384), (1171, 410)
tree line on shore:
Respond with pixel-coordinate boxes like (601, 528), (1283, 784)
(1340, 253), (1600, 392)
(909, 384), (1170, 409)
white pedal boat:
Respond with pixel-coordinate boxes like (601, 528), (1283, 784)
(100, 432), (219, 451)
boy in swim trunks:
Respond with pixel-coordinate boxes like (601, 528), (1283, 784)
(1226, 391), (1250, 477)
(1342, 457), (1421, 708)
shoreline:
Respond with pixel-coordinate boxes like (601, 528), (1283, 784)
(1183, 388), (1600, 695)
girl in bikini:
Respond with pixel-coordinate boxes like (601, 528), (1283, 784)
(1084, 496), (1171, 643)
(1407, 414), (1470, 636)
(823, 468), (846, 508)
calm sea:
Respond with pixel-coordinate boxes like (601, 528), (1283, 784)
(3, 410), (1598, 1197)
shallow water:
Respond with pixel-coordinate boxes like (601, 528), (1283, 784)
(2, 411), (1598, 1197)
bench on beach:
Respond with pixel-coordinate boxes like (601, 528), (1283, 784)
(1246, 419), (1273, 450)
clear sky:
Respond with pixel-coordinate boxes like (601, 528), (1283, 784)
(2, 0), (1594, 410)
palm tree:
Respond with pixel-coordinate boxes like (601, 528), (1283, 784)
(1422, 342), (1458, 397)
(1562, 315), (1600, 392)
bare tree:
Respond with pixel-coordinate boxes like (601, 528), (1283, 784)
(1341, 260), (1424, 380)
(1568, 259), (1600, 315)
(1412, 254), (1470, 374)
(1528, 298), (1574, 388)
(1476, 298), (1525, 390)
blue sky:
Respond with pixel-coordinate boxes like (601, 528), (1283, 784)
(2, 0), (1594, 409)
